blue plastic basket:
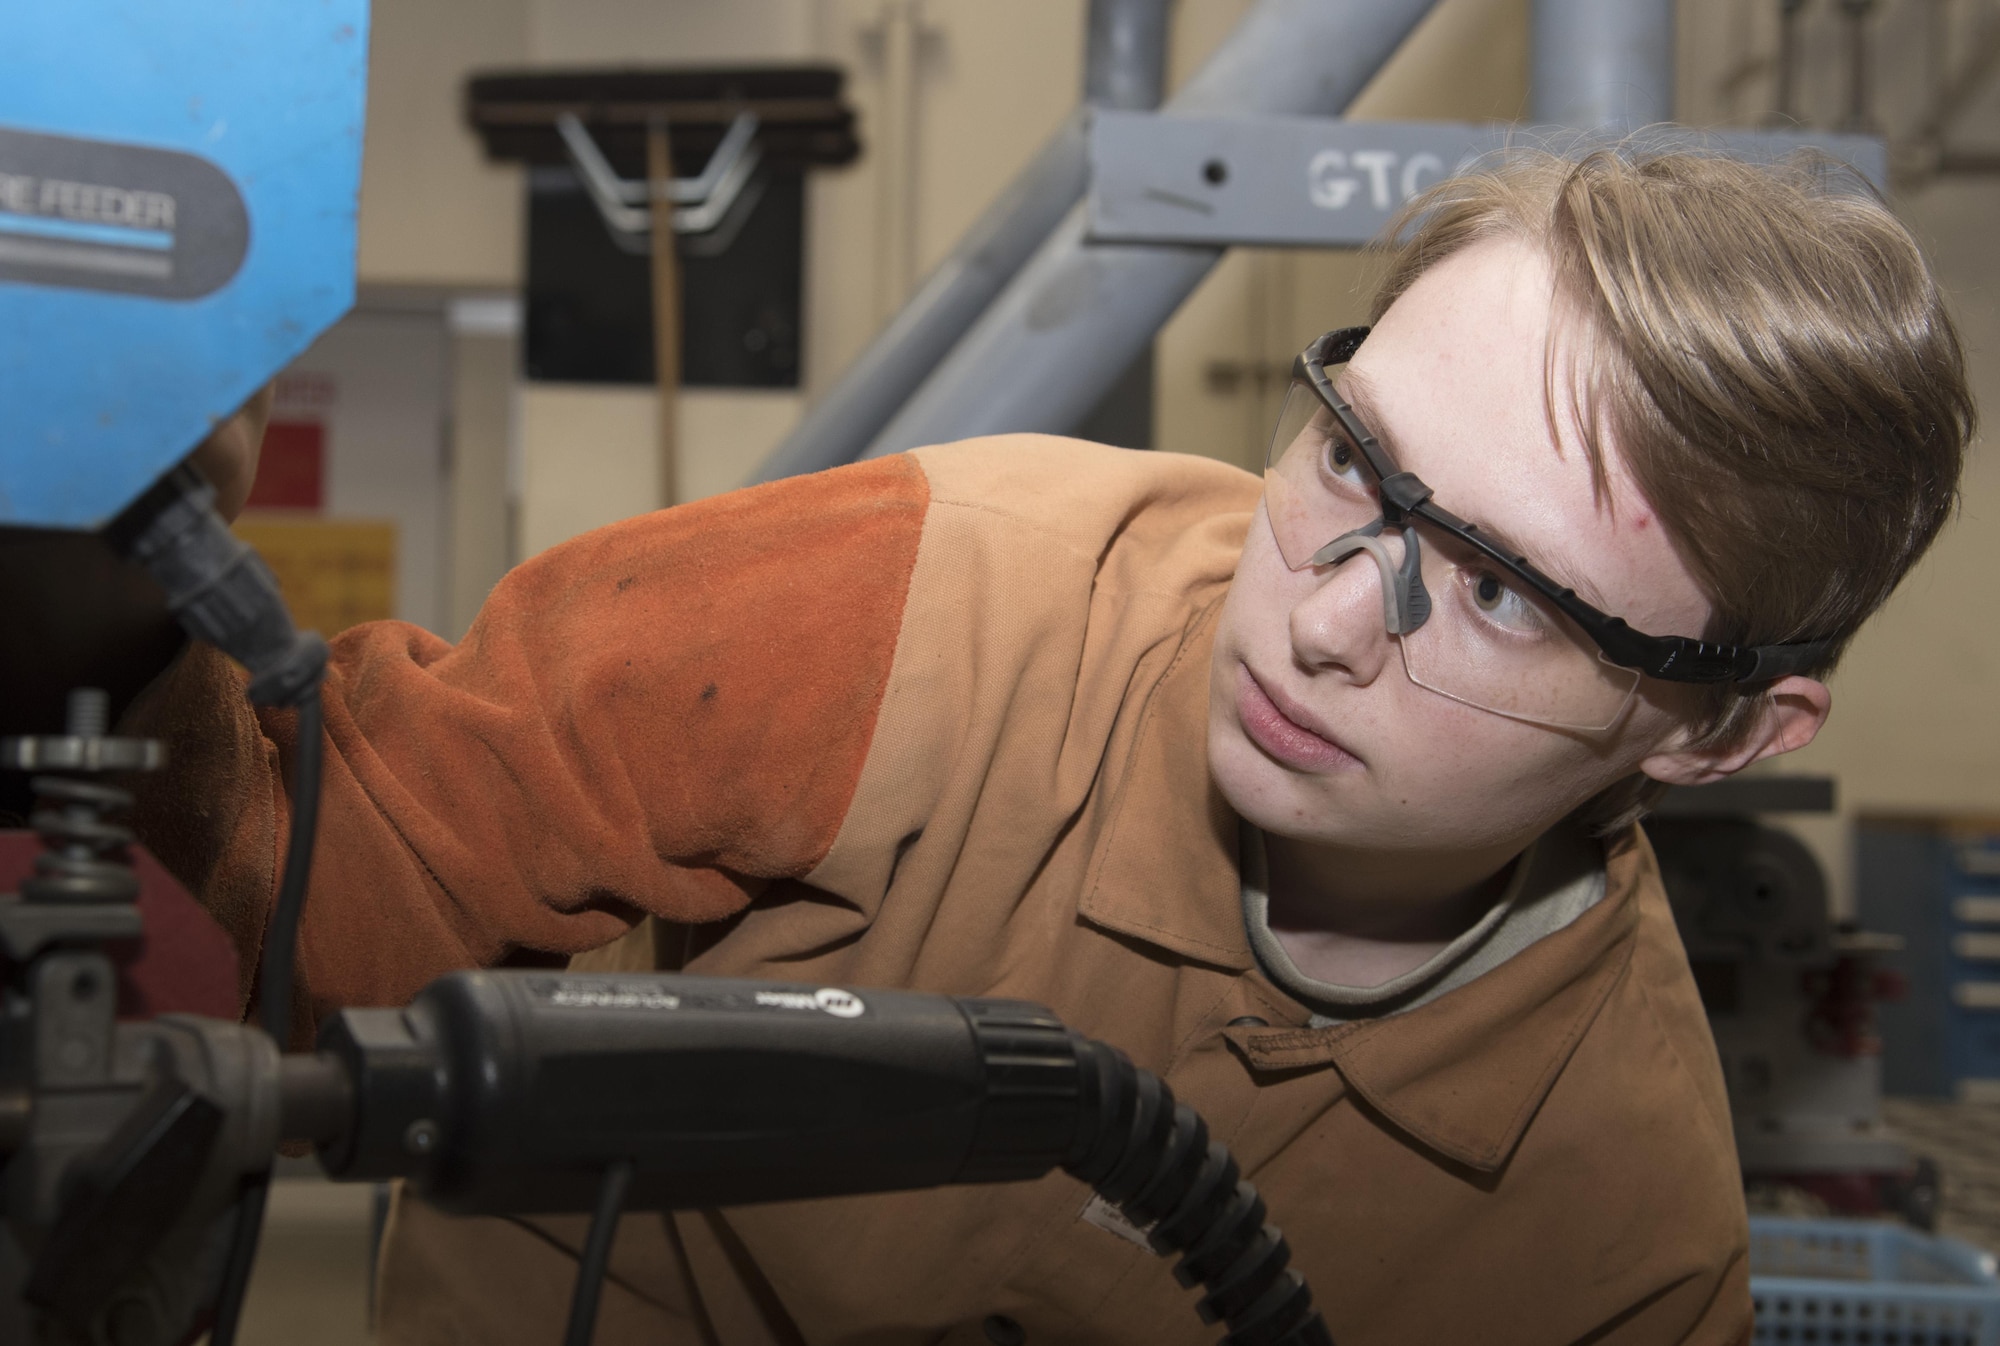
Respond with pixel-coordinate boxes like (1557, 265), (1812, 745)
(1751, 1216), (2000, 1345)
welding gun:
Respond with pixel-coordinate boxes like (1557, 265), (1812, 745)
(2, 826), (1331, 1346)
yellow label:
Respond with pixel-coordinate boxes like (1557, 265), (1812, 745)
(232, 515), (397, 636)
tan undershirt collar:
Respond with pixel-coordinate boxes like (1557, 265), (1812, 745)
(1240, 816), (1606, 1026)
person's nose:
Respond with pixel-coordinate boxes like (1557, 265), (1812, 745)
(1289, 538), (1397, 684)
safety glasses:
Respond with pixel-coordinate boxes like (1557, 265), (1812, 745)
(1263, 327), (1834, 731)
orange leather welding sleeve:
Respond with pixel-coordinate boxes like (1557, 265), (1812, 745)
(126, 455), (930, 1031)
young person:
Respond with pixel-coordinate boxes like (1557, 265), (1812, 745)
(120, 148), (1971, 1343)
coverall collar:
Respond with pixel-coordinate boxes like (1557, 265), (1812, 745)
(1081, 600), (1646, 1173)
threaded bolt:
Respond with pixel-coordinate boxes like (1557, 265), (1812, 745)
(66, 688), (109, 740)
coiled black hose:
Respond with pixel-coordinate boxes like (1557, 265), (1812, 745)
(1063, 1039), (1333, 1346)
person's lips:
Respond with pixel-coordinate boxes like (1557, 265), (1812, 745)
(1234, 663), (1360, 772)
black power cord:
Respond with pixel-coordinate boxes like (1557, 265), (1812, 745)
(564, 1160), (635, 1346)
(206, 687), (326, 1346)
(110, 462), (331, 1346)
(258, 687), (326, 1053)
(205, 1178), (269, 1346)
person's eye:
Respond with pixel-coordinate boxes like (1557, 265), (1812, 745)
(1318, 434), (1368, 491)
(1467, 569), (1547, 635)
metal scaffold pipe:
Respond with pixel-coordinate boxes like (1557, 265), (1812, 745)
(1085, 0), (1173, 111)
(1530, 0), (1675, 130)
(860, 0), (1444, 461)
(748, 0), (1173, 485)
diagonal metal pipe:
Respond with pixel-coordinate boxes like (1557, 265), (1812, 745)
(749, 0), (1172, 485)
(860, 0), (1445, 462)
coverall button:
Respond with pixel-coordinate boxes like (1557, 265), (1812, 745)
(1227, 1015), (1268, 1028)
(982, 1313), (1026, 1345)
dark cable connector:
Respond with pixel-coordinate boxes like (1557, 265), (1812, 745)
(107, 462), (327, 709)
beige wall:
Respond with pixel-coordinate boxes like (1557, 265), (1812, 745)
(1789, 175), (2000, 821)
(525, 0), (818, 66)
(357, 0), (528, 288)
(446, 321), (517, 638)
(516, 387), (805, 555)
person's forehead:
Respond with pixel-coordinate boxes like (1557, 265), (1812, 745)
(1336, 364), (1605, 605)
(1336, 236), (1708, 634)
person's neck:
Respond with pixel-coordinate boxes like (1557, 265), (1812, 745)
(1260, 832), (1527, 991)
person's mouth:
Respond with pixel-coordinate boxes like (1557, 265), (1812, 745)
(1235, 663), (1361, 772)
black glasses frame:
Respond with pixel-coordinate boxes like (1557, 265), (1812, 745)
(1294, 327), (1834, 685)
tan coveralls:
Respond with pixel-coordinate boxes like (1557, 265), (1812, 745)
(130, 438), (1752, 1344)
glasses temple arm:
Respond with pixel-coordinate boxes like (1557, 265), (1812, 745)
(1409, 500), (1833, 685)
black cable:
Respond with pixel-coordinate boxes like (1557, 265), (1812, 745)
(565, 1160), (635, 1346)
(1064, 1041), (1333, 1346)
(208, 686), (327, 1346)
(112, 465), (333, 1346)
(260, 686), (324, 1049)
(204, 1180), (269, 1346)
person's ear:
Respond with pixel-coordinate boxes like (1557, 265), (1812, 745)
(1637, 675), (1832, 787)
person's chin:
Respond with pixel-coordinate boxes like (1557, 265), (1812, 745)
(1210, 722), (1340, 832)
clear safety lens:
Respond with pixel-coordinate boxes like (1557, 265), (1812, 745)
(1394, 525), (1641, 731)
(1261, 378), (1641, 731)
(1262, 381), (1381, 571)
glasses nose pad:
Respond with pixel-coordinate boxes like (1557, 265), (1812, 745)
(1395, 528), (1432, 634)
(1307, 517), (1384, 564)
(1307, 527), (1406, 636)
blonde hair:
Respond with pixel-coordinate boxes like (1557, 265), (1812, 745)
(1375, 149), (1974, 830)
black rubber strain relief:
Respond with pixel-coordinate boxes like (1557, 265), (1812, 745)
(1064, 1042), (1136, 1186)
(956, 1000), (1085, 1183)
(1195, 1227), (1290, 1325)
(1220, 1270), (1317, 1346)
(247, 631), (330, 709)
(1174, 1183), (1265, 1289)
(1150, 1144), (1240, 1254)
(106, 462), (211, 555)
(1122, 1102), (1209, 1226)
(1095, 1069), (1173, 1205)
(1087, 1047), (1141, 1183)
(1062, 1036), (1110, 1171)
(113, 461), (329, 709)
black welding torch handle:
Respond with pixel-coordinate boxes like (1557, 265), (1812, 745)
(292, 971), (1332, 1345)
